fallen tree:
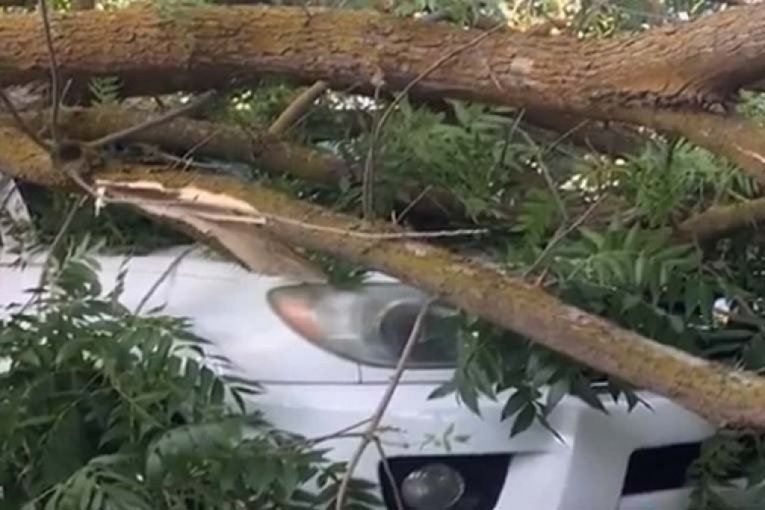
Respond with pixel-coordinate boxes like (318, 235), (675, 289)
(2, 0), (765, 435)
(3, 119), (765, 428)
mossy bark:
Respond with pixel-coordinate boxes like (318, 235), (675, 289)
(1, 5), (765, 181)
(18, 107), (348, 186)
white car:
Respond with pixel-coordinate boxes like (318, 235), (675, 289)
(0, 248), (715, 510)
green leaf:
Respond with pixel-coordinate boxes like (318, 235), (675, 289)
(621, 293), (643, 312)
(571, 377), (607, 413)
(510, 405), (536, 437)
(667, 314), (684, 334)
(634, 253), (647, 287)
(211, 378), (225, 405)
(457, 377), (481, 416)
(501, 390), (528, 421)
(545, 378), (569, 414)
(428, 380), (457, 400)
(184, 358), (200, 385)
(579, 228), (605, 250)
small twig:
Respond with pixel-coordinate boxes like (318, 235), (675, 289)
(335, 298), (435, 510)
(38, 0), (103, 200)
(58, 77), (74, 107)
(177, 209), (489, 239)
(540, 119), (589, 158)
(212, 210), (489, 239)
(304, 418), (373, 446)
(519, 129), (568, 221)
(362, 22), (505, 220)
(134, 244), (197, 314)
(487, 109), (524, 182)
(39, 0), (60, 146)
(372, 436), (405, 510)
(172, 129), (221, 171)
(95, 186), (490, 240)
(268, 81), (329, 136)
(144, 150), (228, 172)
(86, 91), (217, 148)
(523, 195), (606, 279)
(0, 89), (50, 151)
(362, 82), (384, 220)
(395, 184), (433, 224)
(21, 195), (87, 313)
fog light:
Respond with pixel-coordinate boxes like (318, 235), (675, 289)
(400, 463), (466, 510)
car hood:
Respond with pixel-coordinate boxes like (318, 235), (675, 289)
(0, 248), (363, 384)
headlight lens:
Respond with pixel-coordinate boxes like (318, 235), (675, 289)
(267, 283), (458, 368)
(401, 463), (466, 509)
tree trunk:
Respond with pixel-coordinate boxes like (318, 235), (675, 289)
(2, 5), (765, 181)
(0, 5), (762, 120)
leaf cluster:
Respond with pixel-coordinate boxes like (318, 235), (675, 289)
(0, 243), (380, 509)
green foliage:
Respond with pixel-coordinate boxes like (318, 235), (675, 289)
(24, 191), (189, 255)
(393, 0), (505, 26)
(346, 99), (531, 220)
(224, 82), (351, 146)
(0, 243), (380, 509)
(739, 91), (765, 127)
(686, 430), (765, 510)
(428, 313), (616, 438)
(88, 77), (123, 106)
(303, 250), (369, 287)
(614, 140), (757, 226)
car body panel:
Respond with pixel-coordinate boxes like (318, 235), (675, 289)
(0, 249), (716, 509)
(0, 249), (361, 383)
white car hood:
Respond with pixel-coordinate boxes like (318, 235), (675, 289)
(0, 248), (362, 383)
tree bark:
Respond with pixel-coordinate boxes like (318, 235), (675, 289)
(1, 4), (762, 114)
(1, 5), (764, 180)
(676, 197), (765, 243)
(17, 107), (349, 186)
(2, 120), (765, 428)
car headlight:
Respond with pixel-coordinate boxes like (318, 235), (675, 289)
(266, 282), (458, 368)
(401, 463), (466, 509)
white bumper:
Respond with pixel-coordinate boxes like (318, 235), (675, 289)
(251, 383), (713, 510)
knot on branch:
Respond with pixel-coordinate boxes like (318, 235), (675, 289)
(53, 140), (84, 163)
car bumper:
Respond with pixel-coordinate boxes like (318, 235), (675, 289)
(249, 382), (714, 510)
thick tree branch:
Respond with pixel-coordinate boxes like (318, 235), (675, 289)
(631, 110), (765, 186)
(522, 109), (647, 155)
(2, 4), (761, 110)
(0, 5), (763, 180)
(16, 107), (349, 185)
(2, 121), (765, 428)
(268, 81), (329, 136)
(676, 198), (765, 243)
